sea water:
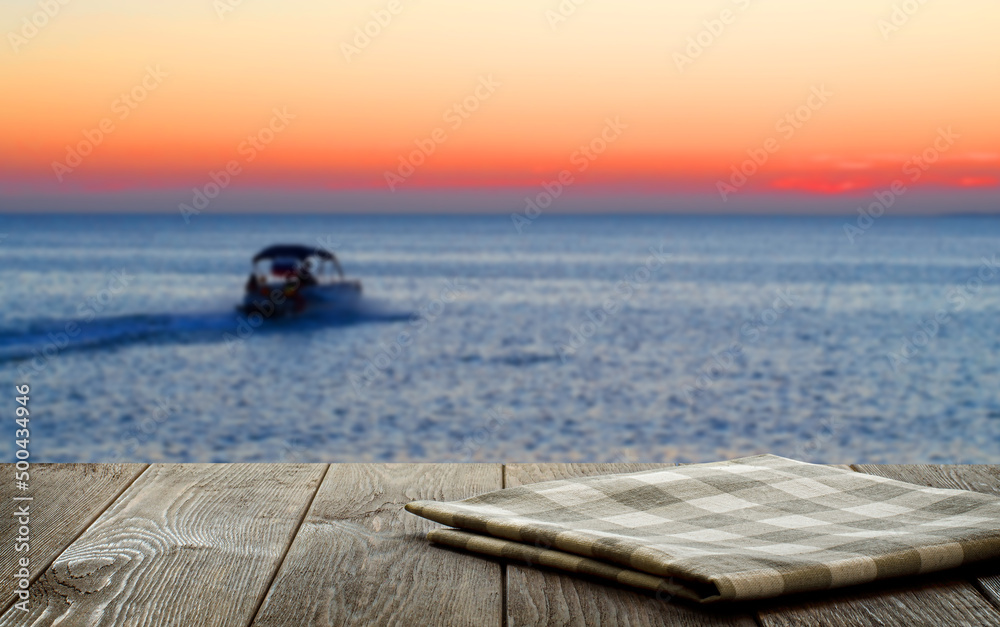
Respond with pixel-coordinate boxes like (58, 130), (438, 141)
(2, 213), (998, 463)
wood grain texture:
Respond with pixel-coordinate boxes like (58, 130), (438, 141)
(852, 464), (1000, 614)
(251, 463), (503, 627)
(757, 577), (1000, 627)
(0, 463), (325, 627)
(504, 463), (758, 627)
(0, 463), (147, 612)
(853, 465), (1000, 497)
(5, 463), (1000, 627)
(756, 464), (1000, 627)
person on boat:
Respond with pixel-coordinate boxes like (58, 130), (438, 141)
(296, 260), (317, 287)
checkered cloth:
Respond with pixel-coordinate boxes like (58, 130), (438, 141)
(406, 455), (1000, 602)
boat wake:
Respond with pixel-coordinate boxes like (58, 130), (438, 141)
(0, 299), (412, 365)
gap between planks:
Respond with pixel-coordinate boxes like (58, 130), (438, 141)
(0, 463), (151, 617)
(11, 462), (999, 627)
(501, 464), (507, 627)
(246, 463), (331, 627)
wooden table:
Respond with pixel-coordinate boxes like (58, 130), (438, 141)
(2, 463), (999, 626)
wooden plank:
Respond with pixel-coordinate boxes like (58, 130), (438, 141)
(853, 464), (1000, 613)
(0, 463), (147, 612)
(505, 463), (758, 627)
(0, 463), (325, 627)
(757, 578), (1000, 627)
(757, 464), (1000, 627)
(852, 464), (1000, 497)
(251, 463), (503, 627)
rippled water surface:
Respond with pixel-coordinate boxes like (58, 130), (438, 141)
(3, 214), (999, 463)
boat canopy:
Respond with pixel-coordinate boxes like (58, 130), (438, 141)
(252, 245), (336, 263)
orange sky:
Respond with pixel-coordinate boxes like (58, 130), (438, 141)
(1, 0), (998, 208)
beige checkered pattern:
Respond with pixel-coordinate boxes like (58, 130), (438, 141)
(406, 455), (1000, 602)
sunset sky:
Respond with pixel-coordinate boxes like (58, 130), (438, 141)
(1, 0), (998, 212)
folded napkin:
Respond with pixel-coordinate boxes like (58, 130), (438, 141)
(406, 455), (1000, 602)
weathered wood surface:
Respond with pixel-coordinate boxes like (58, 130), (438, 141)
(251, 463), (503, 627)
(756, 465), (1000, 627)
(0, 463), (325, 627)
(757, 575), (1000, 627)
(504, 463), (759, 627)
(2, 463), (999, 627)
(0, 463), (147, 613)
